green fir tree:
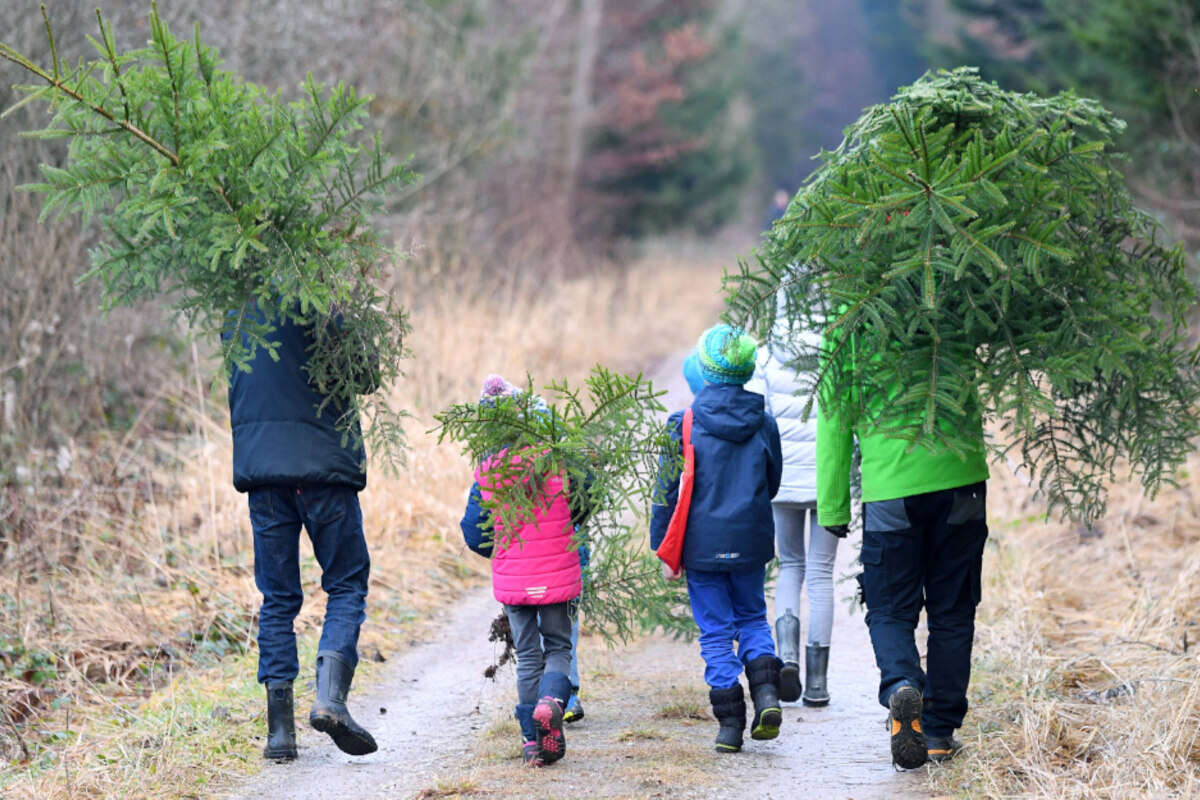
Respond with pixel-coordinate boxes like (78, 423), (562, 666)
(435, 368), (695, 642)
(726, 68), (1200, 524)
(0, 4), (414, 466)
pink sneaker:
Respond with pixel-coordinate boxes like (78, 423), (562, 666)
(532, 696), (566, 763)
(521, 740), (544, 767)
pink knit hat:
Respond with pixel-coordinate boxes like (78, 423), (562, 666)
(480, 374), (518, 404)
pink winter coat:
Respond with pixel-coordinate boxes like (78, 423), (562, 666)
(476, 453), (582, 606)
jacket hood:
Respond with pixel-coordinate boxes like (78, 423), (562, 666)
(692, 383), (765, 443)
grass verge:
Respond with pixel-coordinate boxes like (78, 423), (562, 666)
(928, 451), (1200, 798)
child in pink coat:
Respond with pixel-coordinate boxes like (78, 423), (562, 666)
(460, 375), (583, 767)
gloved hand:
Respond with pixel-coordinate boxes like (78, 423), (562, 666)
(825, 524), (849, 539)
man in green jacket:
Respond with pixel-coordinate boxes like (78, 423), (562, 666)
(817, 335), (989, 770)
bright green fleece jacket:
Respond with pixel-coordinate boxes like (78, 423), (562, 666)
(816, 333), (990, 527)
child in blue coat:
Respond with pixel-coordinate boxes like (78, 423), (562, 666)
(651, 325), (784, 753)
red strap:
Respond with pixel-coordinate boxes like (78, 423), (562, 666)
(656, 409), (694, 572)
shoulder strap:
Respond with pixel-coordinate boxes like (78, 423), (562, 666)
(682, 408), (693, 444)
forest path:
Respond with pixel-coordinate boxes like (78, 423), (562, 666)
(223, 353), (934, 800)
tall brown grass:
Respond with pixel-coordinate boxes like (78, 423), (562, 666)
(930, 451), (1200, 798)
(0, 238), (735, 798)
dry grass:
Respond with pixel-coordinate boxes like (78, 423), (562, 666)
(928, 450), (1200, 798)
(0, 240), (734, 799)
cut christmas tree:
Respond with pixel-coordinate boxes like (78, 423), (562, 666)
(0, 4), (413, 466)
(726, 67), (1200, 524)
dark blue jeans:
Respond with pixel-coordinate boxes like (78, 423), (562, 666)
(858, 482), (987, 739)
(686, 565), (777, 690)
(249, 484), (370, 684)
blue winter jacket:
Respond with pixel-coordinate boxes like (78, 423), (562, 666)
(649, 383), (783, 572)
(225, 304), (366, 492)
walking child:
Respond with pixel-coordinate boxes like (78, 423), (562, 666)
(744, 293), (845, 707)
(460, 375), (586, 767)
(650, 325), (785, 753)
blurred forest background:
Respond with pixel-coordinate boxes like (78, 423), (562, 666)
(1, 0), (1198, 795)
(3, 0), (1198, 483)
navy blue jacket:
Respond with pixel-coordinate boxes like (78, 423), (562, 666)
(650, 383), (783, 572)
(225, 305), (366, 492)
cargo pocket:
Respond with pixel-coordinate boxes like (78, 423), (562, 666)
(947, 483), (986, 525)
(856, 538), (886, 612)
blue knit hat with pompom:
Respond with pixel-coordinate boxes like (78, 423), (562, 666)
(696, 324), (757, 385)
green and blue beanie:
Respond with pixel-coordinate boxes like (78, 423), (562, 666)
(696, 324), (757, 385)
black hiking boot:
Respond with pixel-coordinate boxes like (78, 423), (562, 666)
(263, 680), (298, 761)
(775, 612), (802, 703)
(746, 655), (783, 740)
(802, 644), (830, 707)
(927, 734), (964, 763)
(887, 684), (927, 769)
(709, 685), (746, 753)
(309, 650), (378, 756)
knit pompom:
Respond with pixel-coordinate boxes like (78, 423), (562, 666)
(697, 325), (757, 385)
(480, 374), (517, 403)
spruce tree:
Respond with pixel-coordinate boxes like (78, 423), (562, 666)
(0, 5), (413, 466)
(435, 369), (694, 642)
(725, 68), (1200, 524)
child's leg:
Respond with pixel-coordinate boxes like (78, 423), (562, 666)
(533, 602), (573, 763)
(685, 570), (741, 689)
(538, 602), (573, 683)
(773, 504), (807, 619)
(729, 564), (776, 664)
(504, 604), (545, 705)
(804, 509), (840, 647)
(687, 569), (747, 751)
(773, 504), (807, 701)
(567, 608), (581, 693)
(730, 564), (782, 739)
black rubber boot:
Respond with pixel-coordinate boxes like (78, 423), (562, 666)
(775, 612), (802, 702)
(263, 681), (298, 761)
(746, 655), (783, 740)
(709, 685), (746, 753)
(309, 650), (378, 756)
(802, 644), (830, 707)
(888, 684), (927, 769)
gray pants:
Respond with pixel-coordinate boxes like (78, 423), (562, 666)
(505, 602), (573, 705)
(774, 504), (840, 646)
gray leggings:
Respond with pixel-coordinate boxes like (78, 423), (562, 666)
(505, 602), (573, 705)
(773, 504), (840, 646)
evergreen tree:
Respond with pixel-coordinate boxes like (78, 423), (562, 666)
(726, 68), (1200, 524)
(576, 0), (751, 240)
(0, 5), (413, 466)
(435, 369), (694, 642)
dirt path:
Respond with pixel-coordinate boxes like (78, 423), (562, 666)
(224, 354), (936, 800)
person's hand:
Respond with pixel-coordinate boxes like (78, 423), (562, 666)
(825, 524), (849, 539)
(661, 562), (684, 581)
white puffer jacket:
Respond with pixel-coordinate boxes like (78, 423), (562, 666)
(745, 318), (820, 506)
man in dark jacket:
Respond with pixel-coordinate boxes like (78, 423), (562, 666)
(650, 324), (784, 754)
(226, 303), (377, 761)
